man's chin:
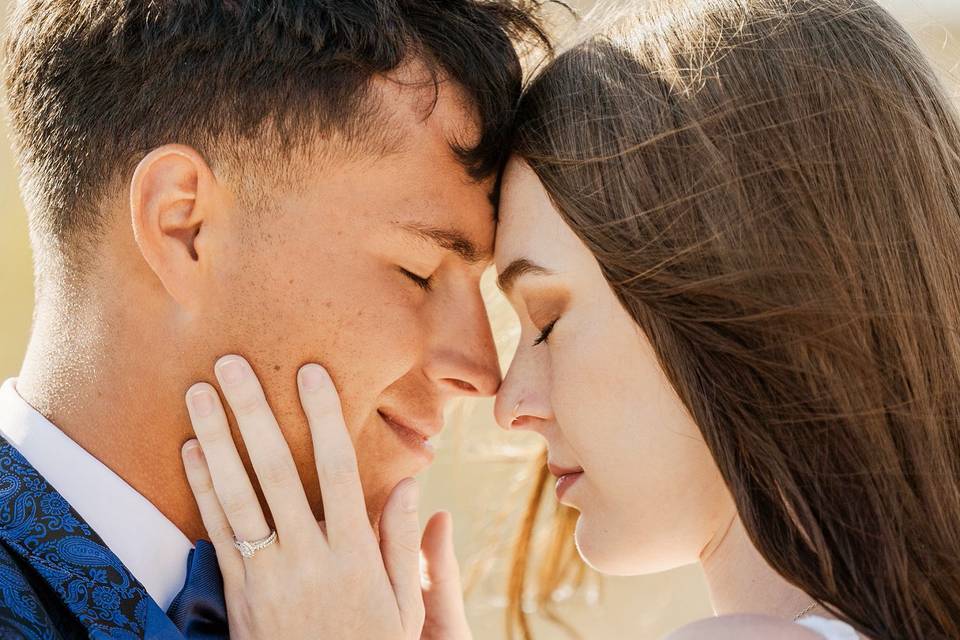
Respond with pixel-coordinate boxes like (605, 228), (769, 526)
(353, 461), (430, 529)
(361, 485), (394, 532)
(349, 415), (441, 527)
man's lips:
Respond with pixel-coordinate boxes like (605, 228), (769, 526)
(377, 409), (441, 440)
(377, 409), (441, 462)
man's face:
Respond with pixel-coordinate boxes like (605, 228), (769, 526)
(198, 76), (501, 522)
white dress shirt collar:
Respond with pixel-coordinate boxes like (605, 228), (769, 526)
(0, 378), (194, 610)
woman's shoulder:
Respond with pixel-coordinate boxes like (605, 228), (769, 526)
(663, 614), (829, 640)
(796, 615), (861, 640)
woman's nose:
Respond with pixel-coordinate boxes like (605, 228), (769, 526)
(493, 374), (522, 431)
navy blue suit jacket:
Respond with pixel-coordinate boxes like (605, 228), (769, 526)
(0, 437), (187, 639)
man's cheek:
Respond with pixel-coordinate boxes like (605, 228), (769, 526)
(322, 308), (423, 396)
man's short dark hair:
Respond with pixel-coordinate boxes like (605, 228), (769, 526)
(3, 1), (547, 255)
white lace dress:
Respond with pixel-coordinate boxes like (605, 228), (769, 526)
(796, 615), (860, 639)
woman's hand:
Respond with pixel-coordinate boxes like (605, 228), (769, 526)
(419, 511), (473, 640)
(180, 355), (471, 639)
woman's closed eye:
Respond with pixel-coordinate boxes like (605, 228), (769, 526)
(533, 318), (558, 346)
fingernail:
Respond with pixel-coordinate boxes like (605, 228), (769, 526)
(188, 388), (214, 417)
(401, 479), (419, 513)
(299, 364), (329, 392)
(216, 357), (246, 386)
(181, 439), (204, 463)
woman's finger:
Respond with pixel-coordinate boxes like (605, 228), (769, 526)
(420, 512), (472, 640)
(181, 439), (244, 582)
(379, 478), (425, 637)
(297, 364), (372, 548)
(185, 381), (270, 543)
(214, 355), (317, 540)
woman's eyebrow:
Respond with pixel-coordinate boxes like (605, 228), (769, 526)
(397, 222), (487, 264)
(497, 258), (553, 294)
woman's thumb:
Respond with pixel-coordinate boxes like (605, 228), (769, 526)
(420, 511), (472, 640)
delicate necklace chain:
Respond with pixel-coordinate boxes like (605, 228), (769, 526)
(793, 601), (819, 621)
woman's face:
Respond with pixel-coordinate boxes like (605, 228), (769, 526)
(494, 158), (735, 575)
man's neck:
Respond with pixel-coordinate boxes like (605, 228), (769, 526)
(16, 301), (207, 542)
(699, 514), (815, 620)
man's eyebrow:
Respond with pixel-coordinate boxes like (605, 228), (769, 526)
(398, 223), (488, 264)
(497, 258), (553, 294)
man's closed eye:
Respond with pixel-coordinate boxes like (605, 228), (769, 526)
(398, 267), (434, 292)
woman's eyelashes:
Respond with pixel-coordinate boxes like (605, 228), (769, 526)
(533, 318), (558, 346)
(398, 267), (434, 292)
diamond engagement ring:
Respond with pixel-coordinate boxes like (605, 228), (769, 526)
(233, 530), (278, 559)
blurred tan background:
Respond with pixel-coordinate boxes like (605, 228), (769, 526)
(1, 2), (958, 639)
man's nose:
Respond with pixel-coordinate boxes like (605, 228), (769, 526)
(424, 293), (502, 397)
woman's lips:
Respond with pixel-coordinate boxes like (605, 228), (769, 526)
(554, 471), (584, 501)
(378, 409), (436, 463)
(548, 463), (584, 501)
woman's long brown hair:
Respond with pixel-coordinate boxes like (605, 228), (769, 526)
(507, 1), (960, 638)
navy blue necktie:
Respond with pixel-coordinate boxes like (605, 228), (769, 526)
(166, 540), (230, 639)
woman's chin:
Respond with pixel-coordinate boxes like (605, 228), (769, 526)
(572, 513), (636, 575)
(573, 514), (694, 577)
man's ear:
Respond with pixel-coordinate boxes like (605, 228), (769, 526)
(130, 144), (220, 307)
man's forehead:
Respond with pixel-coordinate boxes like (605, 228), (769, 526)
(389, 167), (498, 257)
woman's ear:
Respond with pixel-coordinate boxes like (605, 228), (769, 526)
(130, 144), (220, 307)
